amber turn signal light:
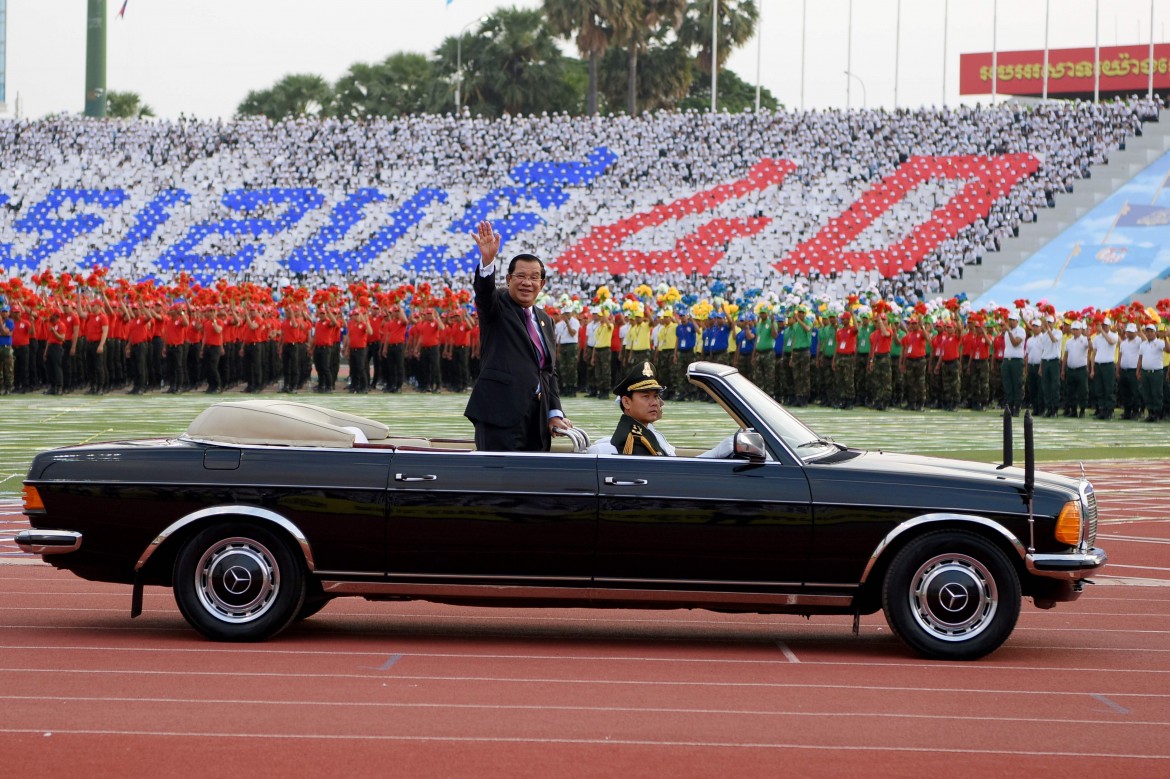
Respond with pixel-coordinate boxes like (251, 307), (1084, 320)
(22, 485), (44, 512)
(1054, 500), (1082, 546)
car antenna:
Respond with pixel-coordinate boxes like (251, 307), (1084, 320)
(1024, 409), (1036, 554)
(997, 406), (1012, 469)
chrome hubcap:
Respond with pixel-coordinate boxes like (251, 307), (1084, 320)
(908, 553), (997, 642)
(195, 537), (279, 623)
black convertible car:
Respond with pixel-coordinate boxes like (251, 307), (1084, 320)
(18, 362), (1106, 660)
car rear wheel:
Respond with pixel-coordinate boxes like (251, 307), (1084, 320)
(173, 523), (306, 642)
(882, 530), (1021, 660)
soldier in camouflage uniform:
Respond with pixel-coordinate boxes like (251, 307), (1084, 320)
(933, 319), (963, 412)
(866, 312), (893, 410)
(787, 309), (813, 405)
(816, 313), (837, 406)
(832, 311), (857, 409)
(963, 315), (992, 411)
(900, 317), (929, 411)
(753, 311), (777, 397)
(889, 318), (906, 407)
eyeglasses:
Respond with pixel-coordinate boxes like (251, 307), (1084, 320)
(508, 274), (544, 284)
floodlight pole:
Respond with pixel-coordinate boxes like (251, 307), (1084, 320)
(455, 16), (487, 114)
(84, 0), (107, 117)
(711, 0), (719, 112)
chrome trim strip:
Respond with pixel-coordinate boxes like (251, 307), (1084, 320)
(593, 576), (804, 588)
(385, 572), (589, 583)
(589, 589), (852, 608)
(859, 513), (1028, 584)
(134, 505), (316, 573)
(319, 580), (853, 609)
(14, 530), (82, 555)
(321, 581), (591, 600)
(1026, 548), (1108, 580)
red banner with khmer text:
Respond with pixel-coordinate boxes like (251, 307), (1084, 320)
(959, 43), (1170, 96)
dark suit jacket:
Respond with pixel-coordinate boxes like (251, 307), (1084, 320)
(464, 267), (561, 434)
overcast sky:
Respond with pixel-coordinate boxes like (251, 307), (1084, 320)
(3, 0), (1166, 119)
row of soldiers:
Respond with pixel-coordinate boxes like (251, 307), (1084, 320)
(4, 288), (1168, 423)
(0, 292), (483, 397)
(556, 304), (1170, 421)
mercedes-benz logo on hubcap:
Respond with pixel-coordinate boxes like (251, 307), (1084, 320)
(222, 565), (253, 595)
(938, 582), (970, 612)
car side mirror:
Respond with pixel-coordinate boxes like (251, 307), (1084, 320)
(734, 430), (767, 463)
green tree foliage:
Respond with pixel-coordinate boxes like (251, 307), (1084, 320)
(435, 7), (580, 118)
(543, 0), (628, 116)
(234, 1), (763, 120)
(334, 53), (444, 118)
(106, 91), (155, 118)
(678, 63), (779, 113)
(237, 74), (334, 120)
(599, 41), (693, 113)
(617, 0), (687, 115)
(679, 0), (758, 75)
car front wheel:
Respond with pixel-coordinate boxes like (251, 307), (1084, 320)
(174, 523), (306, 642)
(882, 530), (1021, 660)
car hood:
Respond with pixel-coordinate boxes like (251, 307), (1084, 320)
(831, 449), (1085, 497)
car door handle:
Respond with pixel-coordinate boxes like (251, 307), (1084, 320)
(395, 473), (437, 482)
(604, 476), (647, 486)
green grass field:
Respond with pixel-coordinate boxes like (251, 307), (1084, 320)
(3, 388), (1166, 498)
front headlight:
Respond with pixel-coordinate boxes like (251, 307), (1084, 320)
(1054, 499), (1082, 546)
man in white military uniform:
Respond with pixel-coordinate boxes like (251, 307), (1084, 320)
(1060, 320), (1089, 417)
(1117, 322), (1143, 419)
(1137, 323), (1168, 422)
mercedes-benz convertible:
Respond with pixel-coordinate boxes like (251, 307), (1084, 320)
(17, 362), (1106, 660)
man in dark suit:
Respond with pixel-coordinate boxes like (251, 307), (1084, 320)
(464, 220), (573, 451)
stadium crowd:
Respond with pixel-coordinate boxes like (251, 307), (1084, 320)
(1, 97), (1168, 421)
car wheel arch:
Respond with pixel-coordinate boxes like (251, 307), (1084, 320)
(856, 513), (1027, 608)
(134, 504), (316, 583)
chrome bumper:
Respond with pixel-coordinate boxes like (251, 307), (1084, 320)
(15, 530), (83, 555)
(1026, 547), (1107, 579)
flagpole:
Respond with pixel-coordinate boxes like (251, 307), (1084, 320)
(991, 0), (997, 106)
(894, 0), (901, 109)
(941, 0), (948, 108)
(754, 0), (762, 112)
(711, 0), (718, 113)
(1150, 0), (1156, 99)
(1052, 241), (1082, 288)
(846, 0), (853, 109)
(1042, 0), (1050, 100)
(1094, 0), (1100, 103)
(801, 0), (807, 110)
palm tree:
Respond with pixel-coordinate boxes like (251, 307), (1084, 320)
(334, 53), (442, 118)
(679, 0), (758, 76)
(544, 0), (628, 116)
(237, 74), (333, 120)
(106, 91), (155, 118)
(620, 0), (687, 115)
(436, 8), (578, 118)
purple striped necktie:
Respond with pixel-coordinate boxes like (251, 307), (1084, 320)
(526, 309), (546, 366)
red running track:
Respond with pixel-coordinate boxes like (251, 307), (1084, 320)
(1, 460), (1168, 778)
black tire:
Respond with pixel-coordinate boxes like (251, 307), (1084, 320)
(173, 522), (306, 642)
(882, 530), (1021, 660)
(294, 581), (330, 622)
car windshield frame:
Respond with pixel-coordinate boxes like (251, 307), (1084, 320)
(713, 372), (840, 461)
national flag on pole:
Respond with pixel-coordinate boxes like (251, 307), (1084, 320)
(117, 1), (129, 19)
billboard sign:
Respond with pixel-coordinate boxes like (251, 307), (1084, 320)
(960, 43), (1170, 96)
